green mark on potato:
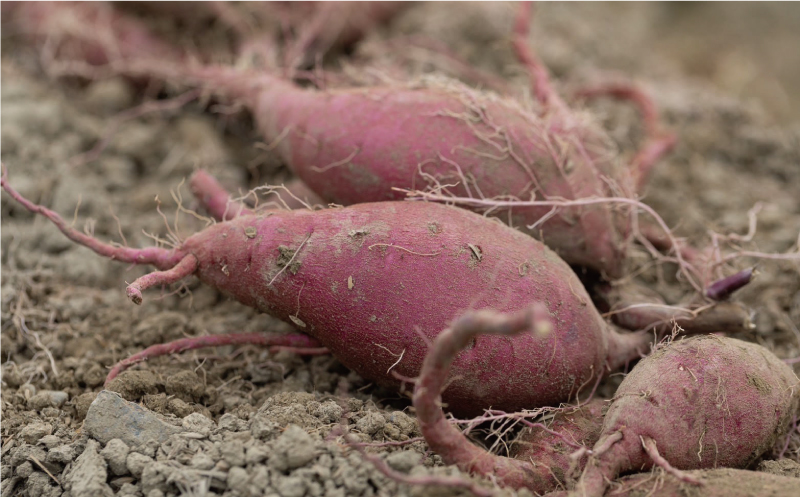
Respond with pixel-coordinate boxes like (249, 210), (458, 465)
(244, 226), (257, 238)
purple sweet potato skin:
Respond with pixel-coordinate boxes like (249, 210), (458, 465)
(509, 399), (606, 488)
(594, 336), (799, 477)
(608, 468), (799, 497)
(252, 82), (631, 278)
(179, 201), (635, 415)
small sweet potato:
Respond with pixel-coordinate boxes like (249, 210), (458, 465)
(571, 335), (799, 497)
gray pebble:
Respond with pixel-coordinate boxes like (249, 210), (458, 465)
(220, 440), (245, 468)
(218, 413), (248, 432)
(126, 452), (154, 479)
(355, 411), (385, 436)
(19, 422), (52, 444)
(189, 452), (215, 471)
(10, 444), (47, 467)
(27, 390), (69, 410)
(14, 461), (34, 478)
(385, 451), (421, 474)
(100, 439), (130, 476)
(181, 412), (215, 438)
(85, 391), (183, 446)
(37, 435), (62, 449)
(270, 425), (316, 472)
(63, 439), (113, 497)
(275, 475), (306, 497)
(226, 466), (250, 494)
(46, 444), (77, 465)
(250, 413), (278, 440)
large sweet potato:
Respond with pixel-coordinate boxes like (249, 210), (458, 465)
(2, 169), (652, 416)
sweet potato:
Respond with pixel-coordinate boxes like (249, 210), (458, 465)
(7, 2), (673, 279)
(412, 310), (797, 492)
(2, 168), (656, 416)
(571, 335), (799, 497)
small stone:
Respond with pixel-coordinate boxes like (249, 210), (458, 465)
(188, 452), (215, 471)
(63, 439), (113, 497)
(181, 413), (215, 438)
(14, 461), (34, 478)
(355, 411), (385, 436)
(218, 413), (248, 432)
(758, 459), (800, 478)
(19, 422), (52, 444)
(245, 445), (269, 465)
(385, 451), (421, 473)
(310, 401), (343, 424)
(100, 439), (130, 476)
(226, 466), (250, 494)
(37, 435), (61, 449)
(46, 444), (77, 465)
(27, 390), (69, 410)
(84, 391), (183, 446)
(117, 482), (142, 496)
(164, 370), (205, 403)
(220, 440), (245, 468)
(105, 371), (159, 401)
(270, 425), (316, 472)
(250, 413), (277, 440)
(10, 444), (47, 467)
(275, 475), (306, 497)
(126, 452), (153, 479)
(73, 391), (98, 420)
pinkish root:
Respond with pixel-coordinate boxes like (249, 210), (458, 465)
(1, 165), (181, 270)
(512, 1), (567, 112)
(641, 436), (703, 486)
(105, 332), (323, 384)
(573, 83), (677, 188)
(413, 304), (563, 492)
(189, 170), (253, 221)
(126, 254), (199, 305)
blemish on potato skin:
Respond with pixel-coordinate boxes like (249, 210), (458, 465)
(244, 226), (257, 238)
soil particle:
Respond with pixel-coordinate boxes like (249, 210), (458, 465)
(63, 439), (114, 497)
(105, 371), (161, 401)
(100, 439), (131, 476)
(759, 459), (800, 478)
(270, 424), (318, 472)
(26, 390), (69, 410)
(18, 421), (52, 444)
(125, 452), (154, 479)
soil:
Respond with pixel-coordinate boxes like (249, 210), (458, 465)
(2, 3), (799, 497)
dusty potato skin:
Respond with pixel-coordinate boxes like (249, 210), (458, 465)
(255, 79), (630, 278)
(587, 336), (799, 486)
(183, 201), (640, 415)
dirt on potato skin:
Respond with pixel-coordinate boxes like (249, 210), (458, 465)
(2, 2), (800, 497)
